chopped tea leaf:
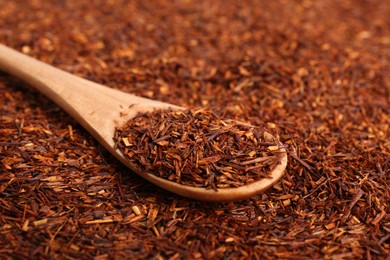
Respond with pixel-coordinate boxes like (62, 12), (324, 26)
(114, 108), (284, 189)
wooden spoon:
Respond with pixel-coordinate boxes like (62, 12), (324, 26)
(0, 44), (287, 201)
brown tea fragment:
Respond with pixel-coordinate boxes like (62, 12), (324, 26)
(114, 108), (284, 189)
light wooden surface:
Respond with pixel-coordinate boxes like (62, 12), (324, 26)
(0, 44), (287, 201)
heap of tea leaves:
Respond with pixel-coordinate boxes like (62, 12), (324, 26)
(114, 108), (284, 189)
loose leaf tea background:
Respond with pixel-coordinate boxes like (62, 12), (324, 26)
(0, 0), (389, 259)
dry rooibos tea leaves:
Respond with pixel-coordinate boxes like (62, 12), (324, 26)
(114, 108), (284, 189)
(1, 0), (389, 258)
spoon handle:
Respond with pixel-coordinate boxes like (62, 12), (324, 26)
(0, 44), (92, 99)
(0, 44), (168, 137)
(0, 44), (153, 153)
(0, 43), (179, 161)
(0, 43), (174, 114)
(0, 44), (115, 121)
(0, 42), (173, 157)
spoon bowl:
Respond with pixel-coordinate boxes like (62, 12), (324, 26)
(0, 44), (287, 201)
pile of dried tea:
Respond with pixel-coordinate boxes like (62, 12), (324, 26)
(114, 108), (284, 189)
